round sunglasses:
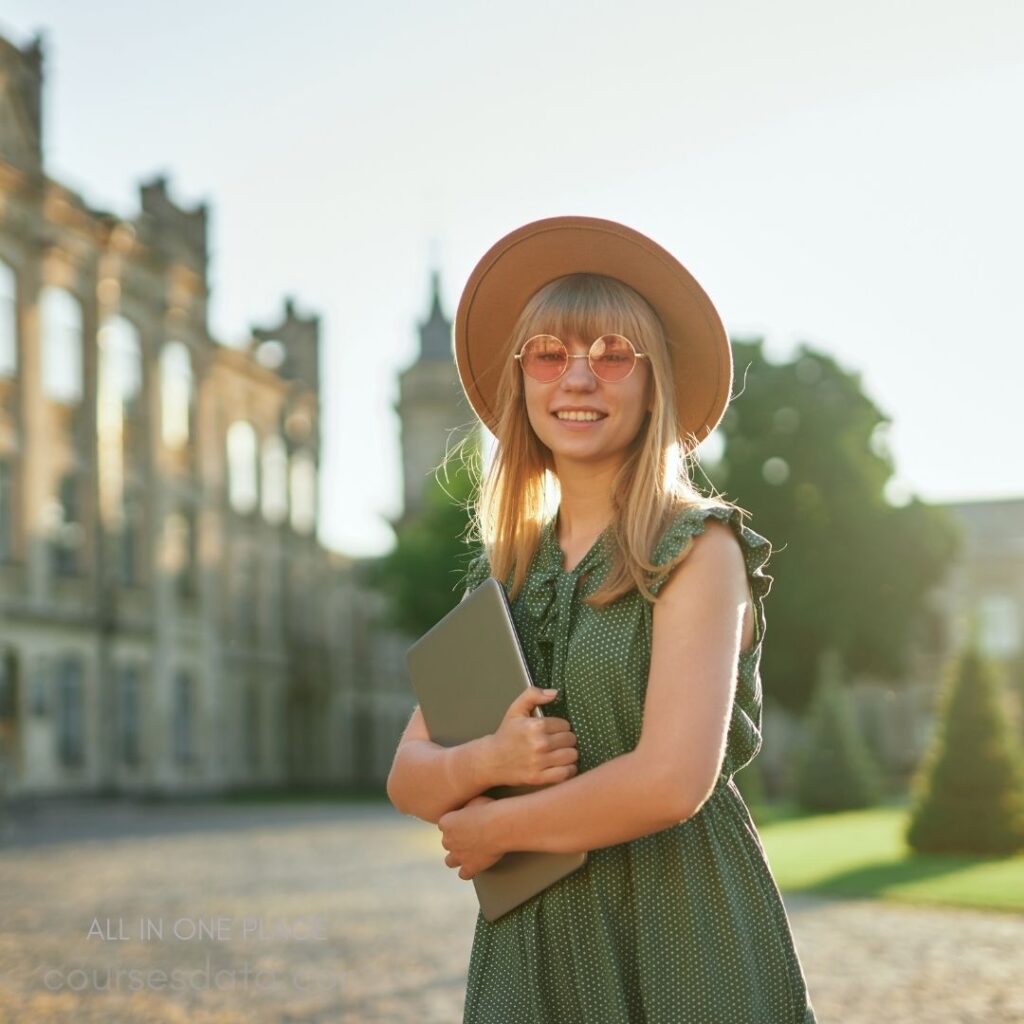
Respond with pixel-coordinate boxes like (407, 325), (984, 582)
(514, 334), (649, 383)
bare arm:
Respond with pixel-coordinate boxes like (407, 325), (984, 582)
(386, 706), (498, 825)
(389, 587), (576, 824)
(479, 521), (755, 854)
(484, 748), (681, 854)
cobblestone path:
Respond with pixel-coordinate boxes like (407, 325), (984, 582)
(0, 799), (1021, 1022)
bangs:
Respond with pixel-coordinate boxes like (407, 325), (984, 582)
(519, 274), (659, 351)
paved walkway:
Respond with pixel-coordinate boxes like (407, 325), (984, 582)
(0, 798), (1021, 1022)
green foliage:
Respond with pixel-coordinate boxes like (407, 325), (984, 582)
(794, 648), (886, 812)
(704, 338), (964, 713)
(906, 635), (1024, 855)
(362, 439), (483, 638)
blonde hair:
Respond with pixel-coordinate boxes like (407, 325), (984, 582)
(444, 272), (747, 608)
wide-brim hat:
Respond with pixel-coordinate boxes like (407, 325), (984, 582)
(454, 215), (732, 451)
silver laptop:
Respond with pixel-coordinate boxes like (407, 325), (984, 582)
(405, 575), (587, 922)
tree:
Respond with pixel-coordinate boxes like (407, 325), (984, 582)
(362, 437), (482, 638)
(906, 634), (1024, 855)
(793, 648), (886, 812)
(702, 338), (963, 714)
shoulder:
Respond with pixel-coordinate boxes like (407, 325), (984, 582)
(654, 516), (748, 609)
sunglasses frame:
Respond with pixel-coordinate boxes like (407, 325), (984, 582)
(514, 334), (650, 383)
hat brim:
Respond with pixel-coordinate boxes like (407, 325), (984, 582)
(454, 215), (732, 449)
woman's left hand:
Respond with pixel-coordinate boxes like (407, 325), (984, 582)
(438, 795), (504, 880)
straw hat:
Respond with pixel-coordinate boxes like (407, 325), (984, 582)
(454, 215), (732, 450)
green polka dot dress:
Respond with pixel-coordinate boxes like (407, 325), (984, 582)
(459, 503), (817, 1023)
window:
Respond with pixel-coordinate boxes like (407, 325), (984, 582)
(261, 435), (288, 524)
(160, 342), (193, 449)
(289, 449), (316, 534)
(165, 506), (198, 597)
(57, 657), (84, 766)
(119, 489), (142, 585)
(29, 657), (48, 716)
(0, 459), (12, 561)
(234, 560), (258, 636)
(40, 286), (83, 403)
(184, 506), (198, 593)
(173, 670), (193, 764)
(120, 665), (140, 766)
(0, 649), (17, 721)
(255, 340), (285, 370)
(98, 315), (142, 409)
(226, 421), (258, 514)
(0, 260), (16, 377)
(52, 473), (83, 576)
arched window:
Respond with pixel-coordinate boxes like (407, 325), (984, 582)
(160, 342), (193, 449)
(40, 286), (83, 402)
(226, 421), (258, 514)
(289, 449), (316, 534)
(98, 315), (142, 409)
(0, 260), (16, 377)
(261, 435), (288, 524)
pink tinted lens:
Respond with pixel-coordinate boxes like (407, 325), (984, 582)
(590, 335), (636, 381)
(521, 336), (567, 381)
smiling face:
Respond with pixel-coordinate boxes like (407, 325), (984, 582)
(522, 332), (654, 473)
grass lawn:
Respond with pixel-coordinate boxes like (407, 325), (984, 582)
(222, 786), (1024, 915)
(749, 796), (1024, 914)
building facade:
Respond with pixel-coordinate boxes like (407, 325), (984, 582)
(0, 30), (355, 796)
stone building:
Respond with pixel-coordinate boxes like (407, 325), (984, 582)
(0, 30), (354, 796)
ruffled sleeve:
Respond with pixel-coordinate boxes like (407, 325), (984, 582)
(649, 503), (775, 651)
(460, 549), (492, 597)
(647, 503), (776, 779)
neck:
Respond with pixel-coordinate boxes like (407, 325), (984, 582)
(553, 467), (617, 543)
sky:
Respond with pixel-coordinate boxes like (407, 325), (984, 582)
(2, 1), (1021, 557)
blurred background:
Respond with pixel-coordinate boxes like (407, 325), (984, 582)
(0, 3), (1022, 1022)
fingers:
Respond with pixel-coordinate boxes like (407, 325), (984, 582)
(550, 744), (579, 764)
(540, 760), (579, 782)
(446, 852), (475, 880)
(542, 717), (574, 732)
(545, 730), (578, 750)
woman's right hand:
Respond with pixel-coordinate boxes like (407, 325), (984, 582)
(483, 688), (579, 787)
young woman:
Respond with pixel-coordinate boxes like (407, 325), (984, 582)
(386, 216), (817, 1023)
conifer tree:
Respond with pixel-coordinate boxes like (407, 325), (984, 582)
(906, 629), (1024, 855)
(794, 648), (885, 811)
